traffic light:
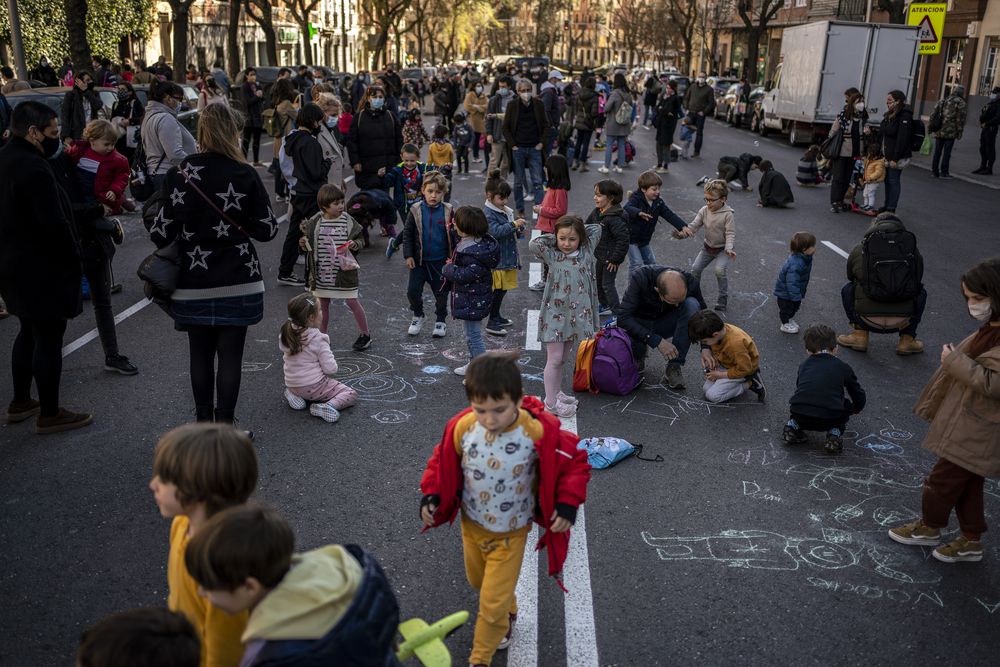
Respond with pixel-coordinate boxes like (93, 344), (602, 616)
(563, 19), (570, 31)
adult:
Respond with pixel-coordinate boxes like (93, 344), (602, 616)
(539, 70), (564, 158)
(30, 57), (59, 87)
(0, 101), (92, 433)
(148, 103), (278, 426)
(270, 78), (301, 201)
(682, 72), (715, 158)
(57, 57), (74, 84)
(879, 89), (914, 214)
(618, 266), (706, 390)
(240, 67), (265, 166)
(293, 66), (314, 102)
(757, 160), (794, 207)
(132, 60), (155, 85)
(642, 72), (661, 126)
(828, 91), (867, 213)
(141, 79), (196, 192)
(888, 257), (1000, 564)
(836, 213), (926, 355)
(197, 76), (228, 111)
(376, 75), (400, 119)
(350, 72), (367, 110)
(599, 73), (631, 174)
(931, 85), (967, 179)
(463, 81), (488, 164)
(383, 65), (403, 101)
(0, 92), (11, 147)
(485, 76), (515, 178)
(59, 70), (102, 141)
(345, 84), (402, 192)
(653, 80), (681, 173)
(973, 86), (1000, 175)
(210, 60), (231, 96)
(94, 58), (114, 87)
(571, 76), (599, 172)
(338, 75), (354, 108)
(732, 77), (751, 128)
(110, 81), (144, 163)
(151, 56), (173, 81)
(316, 93), (348, 190)
(501, 78), (549, 217)
(446, 73), (463, 129)
(1, 66), (30, 94)
(278, 103), (330, 286)
(432, 78), (450, 126)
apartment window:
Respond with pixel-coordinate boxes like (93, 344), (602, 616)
(941, 38), (966, 98)
(979, 37), (999, 95)
(795, 0), (806, 6)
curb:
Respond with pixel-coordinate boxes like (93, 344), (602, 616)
(908, 160), (1000, 191)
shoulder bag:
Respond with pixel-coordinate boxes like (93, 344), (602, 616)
(820, 124), (844, 160)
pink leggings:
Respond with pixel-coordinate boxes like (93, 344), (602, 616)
(288, 377), (358, 410)
(544, 341), (575, 406)
(319, 297), (369, 335)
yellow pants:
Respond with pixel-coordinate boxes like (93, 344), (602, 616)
(461, 513), (530, 665)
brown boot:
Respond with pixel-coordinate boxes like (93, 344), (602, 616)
(36, 408), (94, 434)
(896, 334), (925, 356)
(836, 327), (869, 352)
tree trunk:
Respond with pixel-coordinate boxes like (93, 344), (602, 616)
(170, 1), (192, 76)
(228, 0), (242, 75)
(745, 28), (761, 83)
(262, 25), (278, 66)
(300, 21), (313, 65)
(64, 0), (92, 73)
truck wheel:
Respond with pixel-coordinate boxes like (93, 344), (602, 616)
(789, 124), (800, 146)
(757, 115), (770, 137)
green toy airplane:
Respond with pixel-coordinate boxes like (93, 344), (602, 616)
(396, 611), (470, 666)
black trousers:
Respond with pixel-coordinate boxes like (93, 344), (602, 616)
(11, 317), (68, 417)
(187, 325), (248, 423)
(776, 298), (801, 324)
(83, 255), (119, 358)
(829, 157), (854, 205)
(280, 194), (319, 277)
(980, 126), (998, 169)
(790, 405), (853, 434)
(242, 127), (262, 162)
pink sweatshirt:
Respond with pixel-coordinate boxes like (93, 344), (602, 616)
(535, 188), (568, 233)
(280, 327), (339, 388)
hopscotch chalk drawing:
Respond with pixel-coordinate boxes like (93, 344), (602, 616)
(332, 351), (418, 402)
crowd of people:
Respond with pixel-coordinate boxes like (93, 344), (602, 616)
(1, 54), (999, 667)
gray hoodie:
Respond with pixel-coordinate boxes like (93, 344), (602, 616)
(141, 101), (196, 175)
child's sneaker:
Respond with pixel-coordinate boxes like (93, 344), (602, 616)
(497, 613), (517, 650)
(782, 424), (807, 445)
(748, 372), (766, 402)
(779, 321), (800, 334)
(385, 237), (400, 259)
(284, 388), (307, 410)
(529, 281), (545, 292)
(888, 520), (941, 546)
(544, 399), (576, 418)
(824, 432), (843, 454)
(454, 363), (469, 376)
(352, 334), (372, 351)
(932, 536), (984, 563)
(597, 166), (610, 174)
(309, 401), (341, 423)
(408, 316), (425, 336)
(432, 321), (447, 338)
(485, 320), (508, 336)
(557, 391), (578, 405)
(695, 175), (709, 186)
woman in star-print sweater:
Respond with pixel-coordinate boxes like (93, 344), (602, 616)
(150, 104), (278, 426)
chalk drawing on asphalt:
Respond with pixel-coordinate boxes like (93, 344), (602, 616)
(372, 410), (410, 424)
(640, 530), (859, 571)
(332, 351), (418, 402)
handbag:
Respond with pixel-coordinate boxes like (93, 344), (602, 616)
(820, 125), (843, 160)
(137, 239), (183, 300)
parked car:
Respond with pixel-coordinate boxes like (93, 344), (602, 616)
(129, 84), (199, 134)
(6, 86), (118, 121)
(400, 68), (424, 82)
(668, 74), (691, 97)
(715, 83), (740, 120)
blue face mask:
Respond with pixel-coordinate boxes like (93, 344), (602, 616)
(370, 97), (384, 110)
(325, 116), (338, 128)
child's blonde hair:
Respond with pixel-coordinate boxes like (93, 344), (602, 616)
(83, 119), (119, 143)
(423, 171), (449, 193)
(279, 293), (320, 356)
(704, 179), (729, 200)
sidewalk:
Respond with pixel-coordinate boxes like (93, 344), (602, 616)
(909, 133), (1000, 191)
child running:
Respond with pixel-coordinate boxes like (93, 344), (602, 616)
(773, 232), (815, 334)
(149, 422), (258, 667)
(623, 170), (687, 273)
(587, 179), (630, 316)
(688, 309), (766, 404)
(530, 154), (571, 291)
(530, 215), (602, 416)
(279, 293), (358, 423)
(402, 172), (455, 337)
(442, 207), (500, 376)
(301, 184), (370, 351)
(674, 179), (736, 312)
(420, 352), (591, 667)
(483, 170), (526, 336)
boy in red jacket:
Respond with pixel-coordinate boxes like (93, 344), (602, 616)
(66, 119), (135, 214)
(420, 351), (590, 667)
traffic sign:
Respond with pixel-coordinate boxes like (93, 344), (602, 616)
(907, 3), (947, 55)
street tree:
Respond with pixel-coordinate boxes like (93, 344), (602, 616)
(164, 0), (197, 77)
(245, 0), (279, 66)
(289, 0), (322, 65)
(875, 0), (906, 24)
(612, 0), (647, 67)
(227, 0), (243, 76)
(735, 0), (784, 83)
(64, 0), (92, 71)
(361, 0), (415, 69)
(660, 0), (699, 74)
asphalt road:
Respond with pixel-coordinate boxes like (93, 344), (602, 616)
(1, 114), (998, 666)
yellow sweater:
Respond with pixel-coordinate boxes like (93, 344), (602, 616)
(427, 140), (454, 168)
(168, 516), (249, 667)
(711, 324), (760, 379)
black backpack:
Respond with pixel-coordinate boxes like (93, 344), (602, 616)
(909, 118), (925, 153)
(861, 225), (922, 302)
(927, 101), (943, 133)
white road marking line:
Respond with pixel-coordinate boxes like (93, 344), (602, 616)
(509, 523), (539, 667)
(822, 240), (850, 259)
(525, 310), (541, 350)
(345, 175), (354, 183)
(62, 298), (152, 357)
(529, 262), (542, 286)
(563, 505), (598, 667)
(530, 229), (542, 241)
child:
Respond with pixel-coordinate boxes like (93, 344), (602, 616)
(402, 107), (429, 151)
(419, 352), (590, 667)
(623, 170), (687, 273)
(530, 215), (602, 416)
(861, 143), (886, 213)
(674, 179), (736, 312)
(300, 184), (371, 351)
(149, 423), (258, 667)
(380, 144), (426, 230)
(677, 113), (695, 159)
(530, 155), (571, 291)
(587, 179), (630, 316)
(483, 170), (526, 336)
(279, 293), (358, 423)
(427, 124), (455, 199)
(756, 160), (794, 208)
(688, 309), (765, 404)
(773, 232), (815, 334)
(77, 608), (199, 667)
(66, 119), (135, 214)
(452, 111), (474, 175)
(401, 172), (456, 338)
(337, 101), (353, 136)
(185, 505), (400, 666)
(784, 323), (866, 454)
(442, 207), (500, 376)
(796, 145), (823, 186)
(701, 153), (761, 192)
(346, 188), (397, 249)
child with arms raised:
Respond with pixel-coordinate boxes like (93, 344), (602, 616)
(530, 154), (571, 291)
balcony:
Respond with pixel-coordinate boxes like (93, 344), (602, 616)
(836, 0), (867, 22)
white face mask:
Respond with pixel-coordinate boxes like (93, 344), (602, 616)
(519, 92), (532, 102)
(969, 301), (993, 322)
(475, 85), (483, 94)
(854, 102), (866, 112)
(696, 77), (705, 85)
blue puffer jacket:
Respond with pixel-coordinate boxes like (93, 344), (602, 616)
(443, 236), (500, 320)
(249, 545), (402, 667)
(773, 252), (813, 302)
(484, 203), (520, 270)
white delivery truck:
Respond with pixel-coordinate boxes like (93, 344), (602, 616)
(754, 20), (919, 145)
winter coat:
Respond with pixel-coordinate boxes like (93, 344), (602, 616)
(110, 95), (144, 127)
(603, 88), (632, 136)
(758, 169), (794, 207)
(643, 78), (662, 105)
(501, 96), (549, 148)
(420, 396), (591, 586)
(281, 327), (342, 388)
(683, 82), (715, 115)
(833, 108), (866, 158)
(301, 212), (363, 295)
(913, 329), (1000, 478)
(718, 153), (760, 188)
(402, 118), (429, 148)
(452, 122), (474, 149)
(65, 139), (131, 212)
(463, 91), (488, 133)
(934, 93), (967, 140)
(539, 82), (562, 127)
(654, 95), (682, 145)
(0, 137), (83, 320)
(433, 84), (450, 117)
(623, 191), (686, 247)
(142, 101), (197, 175)
(60, 87), (104, 140)
(484, 201), (520, 270)
(587, 204), (629, 264)
(846, 214), (924, 317)
(285, 129), (331, 197)
(401, 201), (456, 266)
(346, 108), (403, 190)
(862, 157), (886, 184)
(790, 353), (866, 419)
(486, 90), (514, 139)
(773, 252), (812, 302)
(535, 188), (568, 234)
(687, 204), (736, 252)
(383, 162), (428, 220)
(442, 235), (500, 320)
(797, 157), (819, 184)
(530, 224), (602, 342)
(49, 152), (114, 263)
(981, 98), (1000, 129)
(317, 124), (347, 189)
(241, 82), (265, 129)
(618, 266), (706, 349)
(574, 86), (599, 131)
(880, 105), (913, 162)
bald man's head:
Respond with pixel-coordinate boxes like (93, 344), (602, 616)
(656, 270), (688, 305)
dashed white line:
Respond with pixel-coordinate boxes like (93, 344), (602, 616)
(62, 298), (152, 357)
(563, 507), (598, 666)
(525, 310), (541, 351)
(509, 524), (539, 667)
(822, 240), (850, 259)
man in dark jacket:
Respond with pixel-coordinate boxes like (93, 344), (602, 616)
(30, 57), (60, 87)
(571, 77), (599, 171)
(60, 70), (103, 141)
(757, 160), (794, 207)
(0, 101), (93, 433)
(974, 86), (1000, 175)
(682, 72), (715, 157)
(618, 266), (706, 390)
(539, 70), (564, 159)
(151, 56), (173, 81)
(501, 79), (550, 217)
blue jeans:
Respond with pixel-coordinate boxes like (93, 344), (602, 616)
(464, 319), (486, 358)
(627, 243), (656, 273)
(883, 166), (902, 212)
(511, 147), (545, 214)
(643, 104), (655, 125)
(932, 137), (955, 176)
(840, 282), (926, 337)
(626, 296), (701, 366)
(604, 134), (627, 169)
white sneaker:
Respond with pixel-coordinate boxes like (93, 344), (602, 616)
(557, 391), (579, 405)
(309, 401), (341, 423)
(432, 321), (447, 338)
(598, 166), (610, 174)
(524, 193), (534, 201)
(544, 399), (577, 418)
(529, 280), (545, 292)
(407, 316), (425, 336)
(613, 166), (623, 174)
(780, 321), (800, 334)
(284, 388), (307, 410)
(454, 363), (469, 376)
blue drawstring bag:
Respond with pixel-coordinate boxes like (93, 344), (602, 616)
(577, 437), (663, 470)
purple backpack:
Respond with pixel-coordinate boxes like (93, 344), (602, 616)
(591, 325), (641, 396)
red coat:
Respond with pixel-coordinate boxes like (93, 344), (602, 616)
(420, 395), (590, 589)
(535, 187), (567, 234)
(66, 140), (131, 213)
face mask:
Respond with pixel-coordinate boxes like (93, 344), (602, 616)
(41, 135), (62, 159)
(519, 92), (531, 102)
(325, 116), (338, 128)
(696, 78), (705, 85)
(475, 85), (483, 94)
(499, 87), (511, 97)
(370, 97), (384, 110)
(969, 301), (993, 322)
(855, 102), (866, 112)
